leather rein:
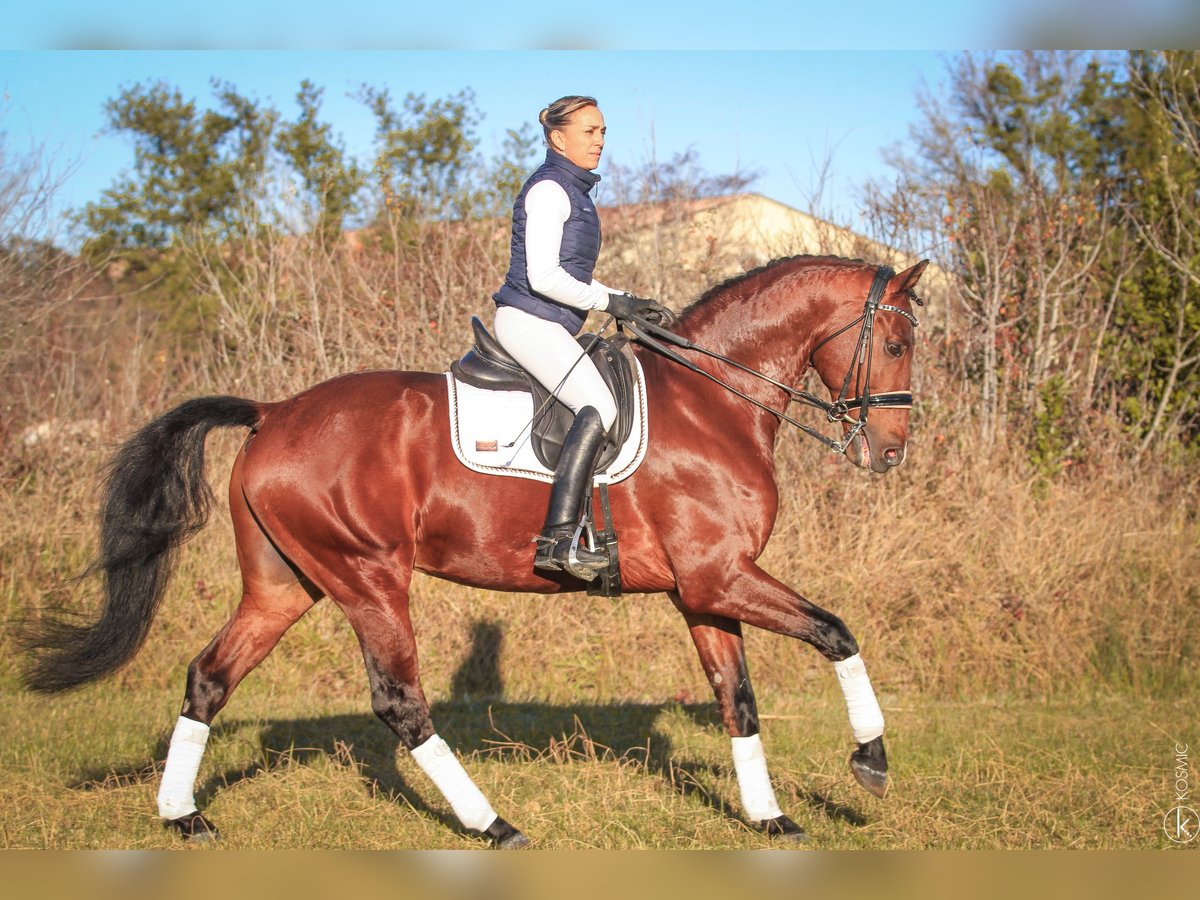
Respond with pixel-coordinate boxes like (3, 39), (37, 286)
(618, 265), (920, 454)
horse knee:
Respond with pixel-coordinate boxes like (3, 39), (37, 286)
(182, 657), (229, 724)
(812, 614), (859, 662)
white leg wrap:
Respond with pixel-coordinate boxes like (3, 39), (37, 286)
(730, 734), (783, 822)
(410, 734), (498, 833)
(833, 654), (885, 744)
(157, 716), (210, 819)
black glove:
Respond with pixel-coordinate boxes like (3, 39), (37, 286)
(605, 292), (677, 328)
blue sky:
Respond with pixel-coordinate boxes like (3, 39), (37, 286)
(6, 1), (1196, 51)
(3, 2), (1197, 244)
(2, 3), (1007, 52)
(3, 50), (954, 237)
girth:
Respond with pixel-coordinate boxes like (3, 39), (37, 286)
(450, 316), (636, 472)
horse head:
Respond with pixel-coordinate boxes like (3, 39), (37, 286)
(808, 260), (929, 474)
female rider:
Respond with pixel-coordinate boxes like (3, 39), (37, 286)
(492, 95), (673, 579)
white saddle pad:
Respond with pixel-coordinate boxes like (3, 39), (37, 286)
(444, 361), (649, 484)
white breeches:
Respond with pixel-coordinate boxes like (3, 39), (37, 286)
(493, 305), (617, 431)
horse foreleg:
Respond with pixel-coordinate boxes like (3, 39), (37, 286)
(333, 576), (528, 849)
(674, 606), (807, 841)
(675, 562), (888, 800)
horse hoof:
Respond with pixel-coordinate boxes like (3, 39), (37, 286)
(165, 812), (221, 842)
(483, 816), (530, 849)
(849, 736), (889, 799)
(759, 814), (808, 843)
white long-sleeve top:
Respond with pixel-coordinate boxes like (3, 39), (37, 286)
(523, 179), (617, 312)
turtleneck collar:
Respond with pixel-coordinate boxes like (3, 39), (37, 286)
(544, 149), (601, 190)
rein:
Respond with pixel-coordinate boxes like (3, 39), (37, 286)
(621, 265), (919, 454)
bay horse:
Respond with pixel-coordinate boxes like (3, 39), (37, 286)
(22, 254), (928, 847)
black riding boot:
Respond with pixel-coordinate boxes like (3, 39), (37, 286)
(534, 406), (609, 580)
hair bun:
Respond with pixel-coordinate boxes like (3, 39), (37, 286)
(538, 95), (599, 148)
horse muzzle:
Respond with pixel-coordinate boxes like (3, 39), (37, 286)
(846, 426), (907, 474)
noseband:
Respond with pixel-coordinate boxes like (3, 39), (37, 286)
(620, 264), (920, 454)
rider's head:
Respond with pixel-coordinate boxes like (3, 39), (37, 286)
(540, 96), (605, 171)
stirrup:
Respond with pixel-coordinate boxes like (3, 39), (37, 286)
(534, 525), (607, 581)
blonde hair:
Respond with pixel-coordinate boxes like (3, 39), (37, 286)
(539, 95), (599, 147)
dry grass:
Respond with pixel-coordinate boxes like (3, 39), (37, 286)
(4, 219), (1196, 703)
(8, 430), (1194, 708)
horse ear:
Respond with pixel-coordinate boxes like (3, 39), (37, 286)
(891, 259), (930, 292)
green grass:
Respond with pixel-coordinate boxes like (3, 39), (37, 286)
(1, 668), (1192, 849)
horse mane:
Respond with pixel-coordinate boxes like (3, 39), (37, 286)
(677, 254), (869, 321)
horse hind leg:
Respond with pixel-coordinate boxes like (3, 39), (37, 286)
(159, 467), (320, 841)
(675, 606), (807, 842)
(316, 559), (528, 849)
(160, 577), (318, 839)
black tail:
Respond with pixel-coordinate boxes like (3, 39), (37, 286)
(20, 396), (262, 693)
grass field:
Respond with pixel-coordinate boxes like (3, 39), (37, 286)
(1, 645), (1193, 850)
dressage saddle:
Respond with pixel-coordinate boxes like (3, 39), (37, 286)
(450, 316), (637, 473)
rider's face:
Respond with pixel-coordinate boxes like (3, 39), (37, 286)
(550, 105), (606, 171)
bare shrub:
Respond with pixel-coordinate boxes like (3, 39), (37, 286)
(191, 193), (506, 400)
(0, 132), (104, 449)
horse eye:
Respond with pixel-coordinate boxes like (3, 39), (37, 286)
(885, 341), (905, 358)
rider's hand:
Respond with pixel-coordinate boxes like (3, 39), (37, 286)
(605, 292), (677, 328)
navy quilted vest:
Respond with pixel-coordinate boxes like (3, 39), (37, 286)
(493, 150), (602, 335)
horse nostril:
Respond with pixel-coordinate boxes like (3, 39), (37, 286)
(884, 447), (903, 466)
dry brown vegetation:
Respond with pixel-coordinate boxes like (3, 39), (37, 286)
(2, 196), (1196, 708)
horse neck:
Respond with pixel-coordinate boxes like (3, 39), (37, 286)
(676, 267), (827, 392)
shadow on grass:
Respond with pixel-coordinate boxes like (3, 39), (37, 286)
(68, 620), (869, 836)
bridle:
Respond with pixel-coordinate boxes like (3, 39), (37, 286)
(804, 264), (919, 451)
(619, 264), (921, 454)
